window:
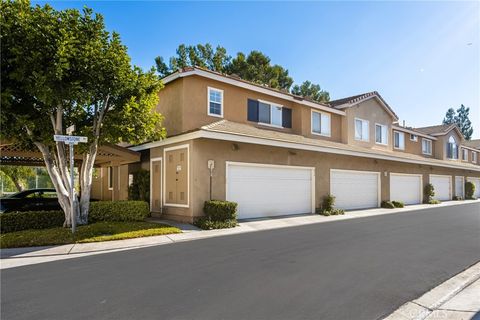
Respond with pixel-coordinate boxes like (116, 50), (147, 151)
(207, 87), (223, 117)
(394, 131), (405, 150)
(258, 100), (283, 127)
(422, 139), (432, 155)
(462, 148), (468, 161)
(410, 134), (418, 142)
(473, 152), (478, 163)
(354, 118), (369, 141)
(311, 111), (331, 136)
(108, 167), (113, 190)
(375, 124), (388, 145)
(447, 136), (458, 159)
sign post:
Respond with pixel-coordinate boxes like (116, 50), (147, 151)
(54, 133), (88, 233)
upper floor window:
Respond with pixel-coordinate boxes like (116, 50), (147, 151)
(311, 110), (331, 136)
(393, 131), (405, 150)
(355, 118), (369, 141)
(410, 134), (418, 142)
(422, 139), (432, 155)
(462, 148), (468, 161)
(447, 136), (458, 159)
(473, 152), (477, 163)
(208, 87), (223, 117)
(375, 124), (388, 145)
(247, 99), (292, 128)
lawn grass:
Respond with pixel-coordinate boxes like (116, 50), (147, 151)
(0, 221), (181, 249)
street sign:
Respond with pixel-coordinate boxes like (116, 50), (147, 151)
(54, 135), (88, 144)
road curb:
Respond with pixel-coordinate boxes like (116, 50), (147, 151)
(383, 261), (480, 320)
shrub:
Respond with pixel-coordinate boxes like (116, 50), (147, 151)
(0, 210), (64, 233)
(381, 201), (395, 209)
(465, 181), (476, 200)
(322, 195), (335, 212)
(195, 200), (238, 230)
(452, 195), (463, 201)
(424, 183), (435, 203)
(128, 170), (150, 202)
(89, 201), (150, 222)
(316, 195), (345, 216)
(391, 201), (404, 208)
(428, 199), (441, 204)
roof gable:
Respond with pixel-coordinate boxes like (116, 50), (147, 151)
(328, 91), (399, 121)
(416, 124), (464, 140)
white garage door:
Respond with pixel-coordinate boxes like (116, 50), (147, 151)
(429, 175), (451, 201)
(390, 173), (422, 205)
(455, 176), (464, 198)
(330, 170), (380, 210)
(226, 162), (314, 219)
(467, 177), (480, 198)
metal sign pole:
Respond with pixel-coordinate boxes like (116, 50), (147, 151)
(70, 143), (76, 234)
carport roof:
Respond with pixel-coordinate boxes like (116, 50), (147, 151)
(0, 141), (140, 167)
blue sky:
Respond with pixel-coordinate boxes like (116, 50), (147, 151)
(37, 1), (480, 138)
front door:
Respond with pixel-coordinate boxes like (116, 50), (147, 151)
(151, 159), (162, 212)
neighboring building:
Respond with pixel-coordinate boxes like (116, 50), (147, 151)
(92, 67), (480, 222)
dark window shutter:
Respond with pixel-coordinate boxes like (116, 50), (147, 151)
(282, 108), (292, 128)
(247, 99), (259, 122)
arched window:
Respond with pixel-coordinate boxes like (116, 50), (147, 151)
(447, 136), (458, 159)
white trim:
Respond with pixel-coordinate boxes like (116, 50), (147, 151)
(422, 138), (433, 155)
(429, 174), (453, 200)
(257, 99), (284, 127)
(393, 130), (405, 150)
(207, 87), (224, 118)
(389, 172), (423, 204)
(392, 125), (437, 141)
(225, 161), (316, 214)
(311, 109), (331, 137)
(161, 68), (346, 115)
(409, 134), (418, 142)
(354, 118), (370, 142)
(132, 129), (480, 172)
(330, 169), (381, 208)
(375, 123), (388, 145)
(150, 157), (163, 211)
(163, 144), (190, 208)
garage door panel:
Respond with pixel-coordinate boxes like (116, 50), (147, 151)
(227, 164), (313, 219)
(430, 175), (451, 201)
(390, 174), (422, 205)
(331, 170), (379, 210)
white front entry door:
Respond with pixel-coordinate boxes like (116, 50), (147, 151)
(330, 169), (380, 210)
(429, 175), (452, 201)
(390, 173), (422, 205)
(226, 162), (314, 219)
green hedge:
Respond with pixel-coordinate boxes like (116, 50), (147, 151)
(465, 181), (476, 200)
(381, 201), (395, 209)
(0, 210), (64, 233)
(317, 195), (344, 216)
(391, 201), (404, 208)
(424, 184), (435, 203)
(89, 201), (150, 222)
(195, 200), (238, 230)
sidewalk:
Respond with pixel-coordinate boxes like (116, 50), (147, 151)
(1, 200), (478, 270)
(384, 262), (480, 320)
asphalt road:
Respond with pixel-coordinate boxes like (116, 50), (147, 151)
(2, 203), (480, 320)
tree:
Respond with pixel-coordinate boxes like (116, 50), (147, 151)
(442, 105), (474, 140)
(291, 81), (330, 103)
(1, 1), (165, 226)
(0, 166), (35, 192)
(155, 43), (231, 77)
(443, 108), (456, 125)
(454, 105), (473, 140)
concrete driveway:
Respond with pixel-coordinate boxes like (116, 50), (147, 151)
(2, 202), (479, 320)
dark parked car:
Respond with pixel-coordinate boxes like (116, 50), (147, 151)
(0, 189), (62, 213)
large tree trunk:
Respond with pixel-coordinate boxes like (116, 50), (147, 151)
(78, 142), (98, 224)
